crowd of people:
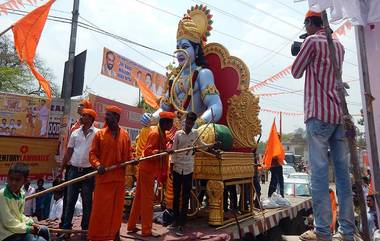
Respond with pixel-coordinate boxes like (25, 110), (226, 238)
(1, 9), (380, 241)
(0, 96), (208, 241)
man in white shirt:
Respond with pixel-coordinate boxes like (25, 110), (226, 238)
(169, 112), (205, 236)
(38, 100), (49, 136)
(59, 108), (99, 236)
(23, 180), (36, 216)
(49, 188), (64, 221)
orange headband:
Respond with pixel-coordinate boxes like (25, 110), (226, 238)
(82, 108), (97, 119)
(105, 105), (122, 115)
(159, 111), (176, 119)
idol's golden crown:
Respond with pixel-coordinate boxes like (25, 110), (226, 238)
(176, 14), (202, 44)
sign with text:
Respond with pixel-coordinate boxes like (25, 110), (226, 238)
(100, 47), (167, 96)
(0, 137), (59, 179)
(89, 93), (143, 130)
(0, 92), (50, 138)
(48, 98), (64, 138)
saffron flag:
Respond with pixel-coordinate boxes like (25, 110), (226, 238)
(135, 79), (160, 109)
(11, 0), (55, 98)
(262, 119), (285, 170)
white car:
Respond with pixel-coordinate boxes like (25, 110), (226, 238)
(288, 172), (310, 183)
(283, 165), (296, 178)
(284, 178), (311, 197)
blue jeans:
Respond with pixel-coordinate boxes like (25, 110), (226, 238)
(306, 118), (355, 240)
(61, 165), (95, 230)
(3, 226), (50, 241)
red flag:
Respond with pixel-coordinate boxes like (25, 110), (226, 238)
(12, 0), (55, 98)
(262, 119), (285, 170)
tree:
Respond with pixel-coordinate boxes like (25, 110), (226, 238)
(357, 109), (366, 148)
(0, 35), (59, 97)
(280, 127), (307, 156)
(136, 97), (156, 113)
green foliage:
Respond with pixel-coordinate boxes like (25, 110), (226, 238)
(0, 35), (59, 97)
(137, 97), (156, 113)
(257, 141), (266, 154)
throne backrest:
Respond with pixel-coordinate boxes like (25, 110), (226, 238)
(204, 42), (261, 151)
(204, 43), (250, 125)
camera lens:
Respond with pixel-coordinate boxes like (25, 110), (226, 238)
(291, 41), (302, 56)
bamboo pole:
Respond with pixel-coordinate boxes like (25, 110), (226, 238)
(355, 25), (380, 227)
(321, 11), (370, 241)
(48, 228), (87, 234)
(0, 25), (12, 37)
(26, 143), (213, 201)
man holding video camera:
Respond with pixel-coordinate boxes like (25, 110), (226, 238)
(291, 11), (355, 241)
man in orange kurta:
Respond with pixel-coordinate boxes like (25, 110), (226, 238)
(127, 111), (175, 237)
(88, 105), (131, 241)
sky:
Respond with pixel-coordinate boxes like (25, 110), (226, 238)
(0, 0), (364, 140)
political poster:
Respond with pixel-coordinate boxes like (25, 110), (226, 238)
(0, 92), (50, 138)
(0, 137), (59, 179)
(100, 47), (167, 96)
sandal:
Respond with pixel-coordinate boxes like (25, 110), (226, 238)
(332, 232), (363, 241)
(141, 232), (161, 238)
(299, 230), (317, 241)
(127, 228), (139, 233)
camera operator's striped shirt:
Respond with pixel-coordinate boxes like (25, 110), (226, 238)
(291, 29), (345, 124)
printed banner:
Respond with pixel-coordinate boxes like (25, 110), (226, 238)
(0, 137), (59, 179)
(0, 92), (50, 138)
(48, 98), (64, 138)
(89, 93), (143, 141)
(100, 47), (167, 96)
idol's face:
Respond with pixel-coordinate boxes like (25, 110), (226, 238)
(176, 39), (196, 67)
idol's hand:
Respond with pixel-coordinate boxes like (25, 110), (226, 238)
(141, 113), (153, 126)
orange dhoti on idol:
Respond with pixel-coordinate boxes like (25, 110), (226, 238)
(127, 121), (171, 236)
(88, 120), (131, 240)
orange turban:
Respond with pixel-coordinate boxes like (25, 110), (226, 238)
(305, 10), (321, 20)
(105, 105), (122, 115)
(82, 108), (97, 119)
(159, 111), (176, 119)
(80, 99), (92, 109)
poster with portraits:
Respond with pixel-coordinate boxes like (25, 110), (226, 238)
(0, 92), (50, 138)
(100, 47), (167, 96)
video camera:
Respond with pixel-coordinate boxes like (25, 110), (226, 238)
(291, 33), (308, 56)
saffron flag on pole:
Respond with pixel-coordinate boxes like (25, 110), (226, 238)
(11, 0), (55, 98)
(262, 119), (285, 170)
(135, 79), (160, 109)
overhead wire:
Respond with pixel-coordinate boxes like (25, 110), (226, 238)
(5, 5), (362, 110)
(133, 0), (358, 67)
(235, 0), (302, 30)
(250, 30), (302, 70)
(270, 0), (304, 16)
(270, 0), (357, 55)
(5, 8), (175, 59)
(190, 0), (295, 42)
(133, 0), (295, 61)
(78, 15), (168, 69)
